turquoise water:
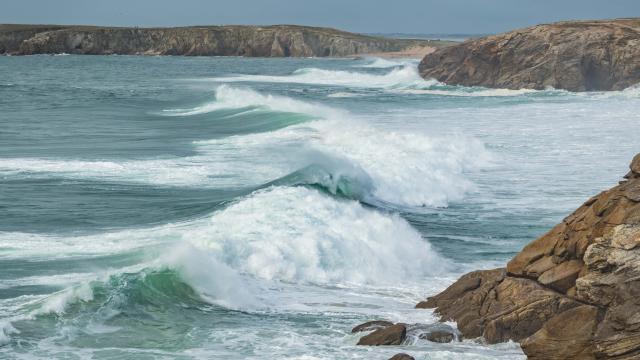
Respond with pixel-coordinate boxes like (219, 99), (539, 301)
(1, 55), (639, 359)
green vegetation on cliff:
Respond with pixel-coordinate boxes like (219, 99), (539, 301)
(0, 24), (452, 57)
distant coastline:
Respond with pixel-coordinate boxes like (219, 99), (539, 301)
(0, 24), (455, 57)
(369, 33), (488, 42)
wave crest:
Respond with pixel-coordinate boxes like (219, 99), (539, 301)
(207, 65), (439, 89)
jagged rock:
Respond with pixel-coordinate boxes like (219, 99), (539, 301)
(521, 305), (599, 359)
(537, 259), (583, 293)
(419, 19), (640, 91)
(388, 354), (415, 360)
(357, 324), (406, 346)
(630, 154), (640, 177)
(351, 320), (393, 333)
(418, 154), (640, 359)
(421, 330), (455, 343)
(0, 24), (450, 57)
(418, 268), (581, 343)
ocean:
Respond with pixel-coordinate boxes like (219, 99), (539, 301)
(1, 55), (639, 359)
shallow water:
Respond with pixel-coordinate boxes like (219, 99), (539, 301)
(1, 55), (639, 359)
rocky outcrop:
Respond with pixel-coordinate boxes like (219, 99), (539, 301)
(351, 320), (394, 333)
(0, 24), (448, 57)
(388, 354), (415, 360)
(418, 153), (640, 359)
(357, 324), (407, 346)
(419, 18), (640, 91)
(421, 330), (456, 343)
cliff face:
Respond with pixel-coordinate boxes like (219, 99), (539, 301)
(418, 19), (640, 91)
(0, 24), (444, 57)
(419, 154), (640, 359)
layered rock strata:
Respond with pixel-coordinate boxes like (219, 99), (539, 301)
(419, 153), (640, 359)
(0, 24), (449, 57)
(419, 19), (640, 91)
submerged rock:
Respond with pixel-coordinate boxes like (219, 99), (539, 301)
(351, 320), (394, 333)
(388, 354), (415, 360)
(418, 19), (640, 91)
(418, 153), (640, 359)
(357, 324), (407, 346)
(0, 24), (448, 57)
(421, 330), (456, 343)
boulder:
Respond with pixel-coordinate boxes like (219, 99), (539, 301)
(419, 19), (640, 91)
(421, 330), (456, 343)
(418, 154), (640, 359)
(357, 324), (406, 346)
(388, 354), (415, 360)
(351, 320), (393, 333)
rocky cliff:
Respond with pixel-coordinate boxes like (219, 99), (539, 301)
(418, 154), (640, 359)
(418, 19), (640, 91)
(0, 24), (448, 57)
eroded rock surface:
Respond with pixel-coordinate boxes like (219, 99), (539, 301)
(351, 320), (394, 333)
(388, 354), (415, 360)
(422, 330), (456, 343)
(419, 19), (640, 91)
(357, 324), (407, 346)
(419, 153), (640, 359)
(0, 24), (448, 57)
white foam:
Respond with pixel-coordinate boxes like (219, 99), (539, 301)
(161, 84), (342, 117)
(197, 117), (491, 207)
(0, 157), (217, 186)
(36, 282), (94, 315)
(396, 87), (540, 97)
(161, 244), (258, 310)
(187, 186), (448, 284)
(356, 57), (419, 69)
(1, 186), (449, 287)
(326, 92), (364, 98)
(1, 86), (489, 207)
(207, 65), (440, 89)
(0, 321), (18, 346)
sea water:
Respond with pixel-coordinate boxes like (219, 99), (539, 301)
(0, 55), (639, 359)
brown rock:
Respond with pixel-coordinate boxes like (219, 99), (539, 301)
(357, 324), (406, 346)
(388, 354), (415, 360)
(420, 268), (580, 342)
(537, 260), (584, 293)
(0, 24), (452, 57)
(351, 320), (393, 333)
(631, 154), (640, 177)
(419, 19), (640, 91)
(416, 154), (640, 359)
(422, 330), (455, 343)
(521, 305), (599, 359)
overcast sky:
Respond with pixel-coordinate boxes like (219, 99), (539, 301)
(2, 0), (639, 34)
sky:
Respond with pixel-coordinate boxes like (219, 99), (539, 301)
(2, 0), (639, 34)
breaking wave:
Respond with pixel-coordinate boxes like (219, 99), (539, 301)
(1, 86), (491, 208)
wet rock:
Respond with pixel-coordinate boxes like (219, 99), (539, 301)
(417, 154), (640, 359)
(351, 320), (393, 333)
(419, 19), (640, 91)
(357, 324), (406, 346)
(421, 330), (456, 343)
(388, 354), (415, 360)
(521, 305), (599, 359)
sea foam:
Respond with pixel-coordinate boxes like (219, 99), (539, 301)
(207, 65), (440, 89)
(0, 86), (490, 208)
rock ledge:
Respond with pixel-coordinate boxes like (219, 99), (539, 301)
(419, 153), (640, 359)
(419, 18), (640, 91)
